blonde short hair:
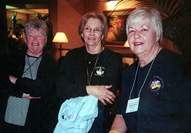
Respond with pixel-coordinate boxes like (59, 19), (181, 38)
(78, 12), (108, 43)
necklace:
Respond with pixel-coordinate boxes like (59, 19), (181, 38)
(88, 55), (97, 65)
(86, 54), (100, 85)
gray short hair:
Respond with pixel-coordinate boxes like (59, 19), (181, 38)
(24, 19), (48, 36)
(126, 7), (163, 42)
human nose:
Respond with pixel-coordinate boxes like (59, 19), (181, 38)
(33, 36), (38, 40)
(88, 29), (96, 34)
(134, 31), (141, 38)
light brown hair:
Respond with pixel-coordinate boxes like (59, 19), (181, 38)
(78, 12), (108, 43)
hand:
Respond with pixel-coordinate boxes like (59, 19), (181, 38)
(9, 75), (17, 84)
(86, 85), (116, 105)
(110, 115), (127, 133)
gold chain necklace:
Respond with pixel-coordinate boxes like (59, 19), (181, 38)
(86, 54), (100, 85)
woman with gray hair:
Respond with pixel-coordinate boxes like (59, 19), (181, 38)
(109, 7), (191, 133)
(1, 19), (57, 133)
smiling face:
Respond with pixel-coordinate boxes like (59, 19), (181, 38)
(127, 17), (158, 57)
(25, 28), (47, 57)
(81, 18), (104, 49)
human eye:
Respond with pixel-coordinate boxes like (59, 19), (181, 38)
(141, 25), (149, 32)
(37, 35), (44, 40)
(84, 27), (90, 32)
(128, 28), (135, 34)
(28, 34), (34, 39)
(94, 28), (102, 33)
(141, 28), (148, 32)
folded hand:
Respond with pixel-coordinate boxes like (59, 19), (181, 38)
(86, 85), (116, 105)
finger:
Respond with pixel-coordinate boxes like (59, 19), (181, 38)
(104, 97), (113, 104)
(106, 95), (115, 102)
(102, 91), (115, 102)
(104, 85), (112, 89)
(105, 91), (116, 99)
(99, 98), (107, 105)
(101, 93), (114, 104)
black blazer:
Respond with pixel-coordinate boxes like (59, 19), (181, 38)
(56, 46), (122, 133)
(0, 52), (57, 133)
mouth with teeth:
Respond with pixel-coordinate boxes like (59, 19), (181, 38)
(88, 37), (96, 40)
(32, 43), (40, 46)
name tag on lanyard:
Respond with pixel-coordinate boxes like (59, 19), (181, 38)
(126, 97), (140, 113)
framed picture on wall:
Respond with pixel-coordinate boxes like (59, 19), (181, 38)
(104, 9), (134, 46)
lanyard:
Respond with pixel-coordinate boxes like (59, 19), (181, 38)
(128, 56), (156, 99)
(23, 55), (41, 79)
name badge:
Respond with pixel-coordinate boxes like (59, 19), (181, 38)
(126, 97), (140, 113)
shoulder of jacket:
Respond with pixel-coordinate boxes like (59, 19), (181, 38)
(104, 48), (122, 59)
(66, 47), (85, 57)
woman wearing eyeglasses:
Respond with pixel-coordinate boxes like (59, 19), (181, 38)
(55, 12), (122, 133)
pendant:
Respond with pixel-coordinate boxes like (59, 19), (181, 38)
(95, 66), (105, 76)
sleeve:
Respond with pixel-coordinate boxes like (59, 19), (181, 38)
(168, 77), (191, 131)
(14, 55), (57, 98)
(106, 54), (123, 110)
(56, 52), (87, 101)
(111, 54), (123, 93)
(103, 53), (123, 130)
(105, 53), (123, 94)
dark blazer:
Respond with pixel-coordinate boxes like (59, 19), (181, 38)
(0, 52), (57, 133)
(56, 46), (122, 133)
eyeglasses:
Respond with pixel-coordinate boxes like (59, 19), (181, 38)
(84, 27), (102, 34)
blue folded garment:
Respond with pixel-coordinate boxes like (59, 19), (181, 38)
(54, 95), (98, 133)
